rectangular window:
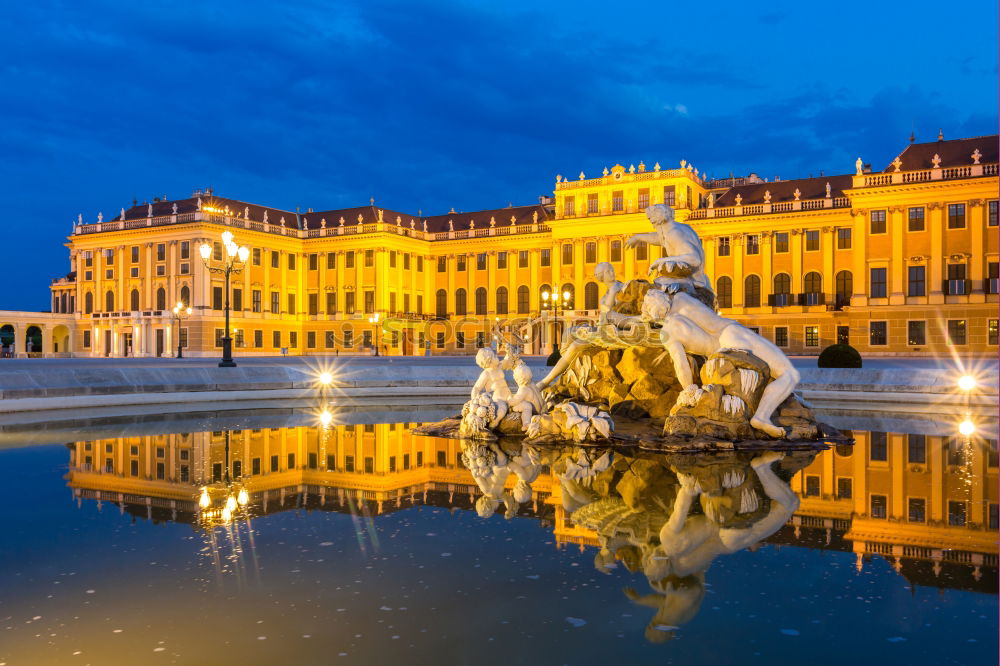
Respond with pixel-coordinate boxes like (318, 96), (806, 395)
(272, 330), (281, 348)
(540, 249), (550, 266)
(252, 290), (261, 313)
(870, 494), (887, 519)
(869, 267), (887, 298)
(947, 319), (966, 345)
(718, 237), (730, 257)
(947, 203), (966, 229)
(270, 455), (279, 472)
(908, 498), (926, 523)
(836, 477), (852, 499)
(364, 291), (374, 314)
(287, 254), (296, 270)
(663, 185), (675, 207)
(587, 193), (598, 214)
(869, 321), (887, 346)
(947, 501), (966, 526)
(989, 200), (998, 227)
(364, 250), (373, 267)
(497, 252), (507, 269)
(610, 240), (622, 262)
(585, 242), (596, 263)
(286, 452), (296, 470)
(562, 243), (573, 265)
(870, 210), (886, 234)
(805, 475), (820, 497)
(804, 326), (819, 347)
(389, 251), (397, 268)
(908, 206), (925, 231)
(308, 293), (318, 316)
(130, 246), (139, 263)
(345, 292), (355, 314)
(632, 188), (648, 210)
(214, 329), (224, 347)
(907, 434), (926, 463)
(179, 263), (189, 275)
(837, 326), (850, 345)
(270, 291), (280, 313)
(837, 228), (852, 249)
(870, 431), (888, 461)
(287, 293), (296, 315)
(635, 241), (647, 261)
(389, 456), (397, 473)
(907, 265), (925, 296)
(343, 329), (353, 348)
(437, 256), (447, 272)
(324, 331), (336, 348)
(518, 250), (528, 268)
(364, 457), (374, 474)
(271, 251), (280, 268)
(156, 244), (165, 261)
(252, 248), (261, 265)
(563, 197), (575, 217)
(476, 253), (487, 270)
(990, 504), (999, 530)
(104, 248), (115, 265)
(456, 332), (465, 349)
(805, 230), (820, 251)
(774, 326), (788, 347)
(986, 262), (998, 294)
(947, 437), (964, 466)
(232, 289), (242, 312)
(82, 330), (91, 348)
(308, 253), (318, 270)
(403, 253), (410, 270)
(745, 235), (759, 255)
(212, 286), (223, 310)
(345, 455), (355, 472)
(774, 232), (789, 253)
(327, 252), (337, 269)
(946, 263), (967, 294)
(457, 256), (466, 271)
(253, 329), (262, 348)
(435, 332), (445, 349)
(907, 320), (926, 345)
(612, 190), (623, 212)
(989, 319), (999, 345)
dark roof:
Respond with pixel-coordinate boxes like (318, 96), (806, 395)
(714, 174), (853, 206)
(114, 195), (549, 234)
(885, 135), (999, 172)
(421, 204), (550, 234)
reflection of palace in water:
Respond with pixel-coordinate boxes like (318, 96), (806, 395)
(66, 424), (998, 593)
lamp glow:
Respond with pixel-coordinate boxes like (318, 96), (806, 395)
(958, 375), (976, 391)
(199, 243), (212, 260)
(198, 488), (211, 509)
(221, 506), (232, 523)
(959, 419), (976, 436)
(225, 495), (238, 513)
(221, 230), (234, 244)
(237, 488), (249, 506)
(542, 291), (550, 301)
(237, 246), (250, 263)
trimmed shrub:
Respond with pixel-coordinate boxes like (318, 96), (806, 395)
(817, 343), (862, 368)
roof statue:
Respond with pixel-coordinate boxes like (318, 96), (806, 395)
(490, 216), (495, 227)
(793, 188), (801, 201)
(855, 157), (863, 175)
(932, 153), (941, 168)
(339, 217), (345, 226)
(97, 212), (103, 223)
(147, 203), (153, 217)
(377, 208), (384, 222)
(735, 194), (742, 206)
(510, 215), (516, 225)
(603, 167), (609, 176)
(321, 218), (326, 228)
(197, 197), (203, 211)
(120, 207), (126, 220)
(244, 206), (249, 219)
(396, 215), (401, 226)
(280, 216), (286, 227)
(763, 190), (771, 203)
(448, 220), (454, 232)
(579, 171), (585, 180)
(654, 162), (660, 171)
(825, 182), (831, 198)
(422, 220), (427, 232)
(707, 192), (714, 208)
(263, 210), (268, 223)
(357, 213), (363, 224)
(972, 148), (982, 164)
(470, 219), (475, 230)
(172, 203), (178, 214)
(303, 218), (308, 230)
(892, 157), (902, 172)
(532, 211), (538, 224)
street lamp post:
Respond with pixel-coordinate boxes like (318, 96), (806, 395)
(541, 288), (572, 360)
(368, 312), (381, 356)
(199, 231), (249, 368)
(171, 301), (192, 358)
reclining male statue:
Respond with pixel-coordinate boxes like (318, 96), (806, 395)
(641, 288), (800, 438)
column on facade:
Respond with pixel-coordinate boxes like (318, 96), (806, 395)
(969, 200), (986, 303)
(927, 203), (944, 304)
(820, 227), (834, 304)
(888, 208), (905, 304)
(39, 325), (49, 357)
(851, 210), (868, 305)
(572, 240), (584, 310)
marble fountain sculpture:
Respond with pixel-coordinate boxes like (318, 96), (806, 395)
(415, 204), (843, 451)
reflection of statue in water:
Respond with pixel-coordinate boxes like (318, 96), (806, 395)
(460, 442), (510, 518)
(572, 449), (803, 643)
(642, 289), (800, 438)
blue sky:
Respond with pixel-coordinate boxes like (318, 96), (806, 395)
(1, 0), (995, 310)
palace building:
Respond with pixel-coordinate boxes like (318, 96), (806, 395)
(5, 133), (996, 358)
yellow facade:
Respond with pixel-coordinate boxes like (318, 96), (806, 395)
(39, 134), (998, 358)
(66, 425), (998, 589)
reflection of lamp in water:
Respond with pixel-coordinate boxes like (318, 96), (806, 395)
(319, 409), (334, 428)
(959, 418), (976, 437)
(199, 487), (211, 509)
(318, 371), (334, 386)
(957, 375), (977, 391)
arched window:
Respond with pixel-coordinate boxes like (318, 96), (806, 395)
(105, 290), (115, 312)
(475, 287), (487, 315)
(716, 276), (732, 309)
(802, 272), (822, 306)
(744, 275), (761, 308)
(156, 287), (166, 311)
(562, 283), (575, 309)
(130, 289), (140, 311)
(435, 289), (447, 317)
(835, 270), (852, 308)
(584, 282), (599, 310)
(496, 286), (508, 315)
(84, 292), (93, 314)
(455, 288), (467, 316)
(180, 285), (191, 307)
(539, 284), (551, 305)
(517, 286), (530, 314)
(771, 273), (790, 306)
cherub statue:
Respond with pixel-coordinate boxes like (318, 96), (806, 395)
(460, 442), (511, 518)
(508, 363), (546, 429)
(471, 347), (512, 405)
(641, 289), (799, 438)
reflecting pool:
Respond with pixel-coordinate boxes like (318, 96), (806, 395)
(0, 406), (995, 665)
